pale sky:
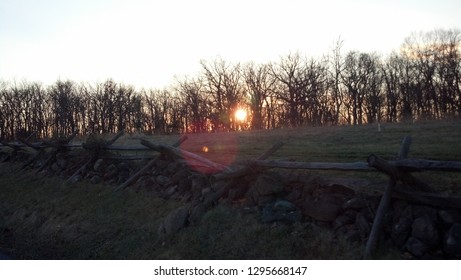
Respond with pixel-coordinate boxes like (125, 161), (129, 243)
(1, 0), (460, 89)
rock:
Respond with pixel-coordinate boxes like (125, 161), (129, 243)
(406, 237), (429, 257)
(298, 184), (356, 222)
(392, 199), (409, 213)
(142, 176), (156, 189)
(201, 187), (212, 196)
(391, 206), (413, 248)
(343, 197), (368, 210)
(172, 169), (190, 184)
(166, 161), (182, 174)
(355, 212), (371, 239)
(69, 174), (82, 184)
(117, 162), (129, 172)
(274, 200), (296, 211)
(54, 152), (67, 165)
(412, 205), (437, 221)
(177, 178), (192, 193)
(411, 215), (439, 248)
(180, 193), (192, 203)
(117, 172), (130, 184)
(247, 173), (284, 206)
(438, 210), (461, 225)
(93, 159), (105, 172)
(227, 188), (239, 202)
(189, 203), (208, 226)
(335, 223), (360, 242)
(154, 159), (169, 170)
(0, 251), (12, 260)
(158, 207), (189, 238)
(51, 162), (61, 172)
(107, 164), (117, 172)
(344, 228), (361, 243)
(253, 174), (284, 196)
(256, 195), (277, 206)
(90, 175), (102, 184)
(103, 164), (118, 180)
(261, 200), (302, 224)
(225, 183), (249, 202)
(319, 184), (356, 202)
(156, 175), (171, 187)
(191, 175), (209, 197)
(443, 223), (461, 256)
(0, 152), (9, 162)
(333, 210), (357, 230)
(163, 185), (178, 197)
(300, 194), (342, 222)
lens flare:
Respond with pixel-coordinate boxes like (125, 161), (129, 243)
(180, 133), (238, 174)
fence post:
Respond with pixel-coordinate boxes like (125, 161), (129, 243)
(364, 135), (412, 259)
(114, 135), (188, 192)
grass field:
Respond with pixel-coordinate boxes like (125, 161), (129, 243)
(0, 120), (460, 259)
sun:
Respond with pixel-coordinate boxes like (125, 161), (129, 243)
(235, 109), (247, 122)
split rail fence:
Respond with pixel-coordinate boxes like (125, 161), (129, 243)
(1, 131), (461, 259)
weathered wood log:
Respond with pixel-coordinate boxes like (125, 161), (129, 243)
(140, 139), (231, 173)
(393, 189), (461, 209)
(35, 150), (59, 174)
(398, 135), (412, 159)
(213, 142), (285, 181)
(41, 130), (78, 148)
(100, 145), (151, 151)
(64, 155), (97, 185)
(82, 131), (124, 150)
(18, 149), (45, 171)
(393, 158), (461, 172)
(364, 135), (412, 259)
(245, 159), (374, 171)
(105, 130), (124, 146)
(101, 155), (155, 160)
(364, 178), (396, 259)
(17, 138), (48, 171)
(256, 141), (285, 161)
(24, 131), (37, 141)
(17, 138), (41, 151)
(0, 141), (24, 149)
(114, 135), (188, 192)
(367, 154), (434, 192)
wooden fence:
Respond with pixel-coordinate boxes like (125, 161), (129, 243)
(1, 131), (461, 259)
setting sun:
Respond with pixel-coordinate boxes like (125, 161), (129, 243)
(235, 109), (247, 122)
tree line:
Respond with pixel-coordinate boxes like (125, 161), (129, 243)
(1, 29), (460, 140)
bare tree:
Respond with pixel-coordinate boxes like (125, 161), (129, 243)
(200, 58), (244, 131)
(242, 62), (277, 129)
(270, 52), (312, 127)
(328, 38), (346, 125)
(175, 76), (209, 133)
(341, 51), (382, 125)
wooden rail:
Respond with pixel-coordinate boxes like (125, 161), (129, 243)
(1, 132), (460, 259)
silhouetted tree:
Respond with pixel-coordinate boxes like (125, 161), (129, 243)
(200, 58), (244, 131)
(175, 77), (209, 132)
(270, 52), (313, 127)
(243, 62), (277, 129)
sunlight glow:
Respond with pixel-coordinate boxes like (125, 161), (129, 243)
(235, 109), (247, 122)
